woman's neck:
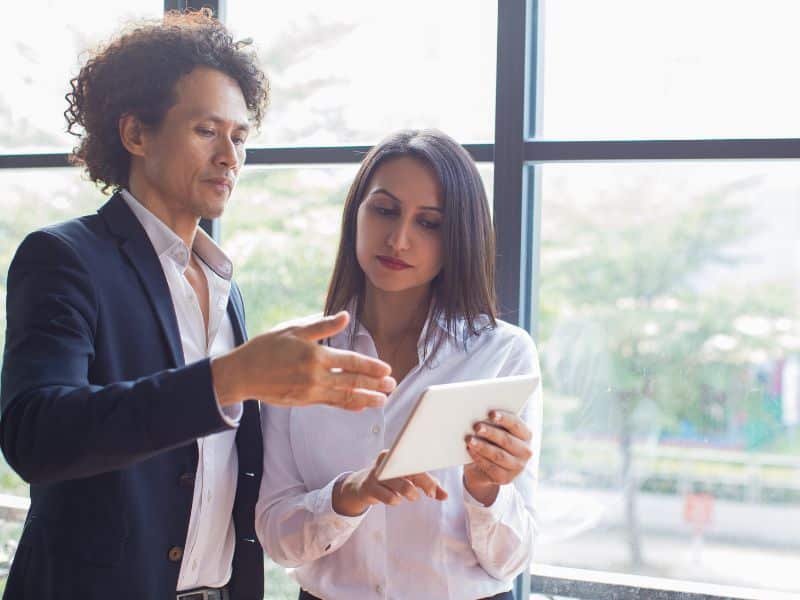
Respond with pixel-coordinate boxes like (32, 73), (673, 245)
(360, 283), (431, 344)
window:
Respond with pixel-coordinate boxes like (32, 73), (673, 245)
(1, 1), (163, 153)
(2, 1), (799, 598)
(535, 161), (800, 593)
(226, 0), (497, 147)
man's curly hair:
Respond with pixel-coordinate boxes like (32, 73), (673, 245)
(65, 8), (269, 193)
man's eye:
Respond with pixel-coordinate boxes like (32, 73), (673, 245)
(197, 128), (214, 136)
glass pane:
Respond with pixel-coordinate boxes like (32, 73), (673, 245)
(0, 1), (163, 153)
(534, 162), (800, 595)
(540, 0), (800, 140)
(227, 1), (497, 147)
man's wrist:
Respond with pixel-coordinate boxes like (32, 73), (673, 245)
(210, 353), (243, 407)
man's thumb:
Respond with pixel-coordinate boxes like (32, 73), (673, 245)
(294, 311), (350, 342)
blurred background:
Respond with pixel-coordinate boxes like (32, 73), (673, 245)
(2, 1), (800, 598)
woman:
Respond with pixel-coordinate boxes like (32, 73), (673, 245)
(256, 130), (542, 600)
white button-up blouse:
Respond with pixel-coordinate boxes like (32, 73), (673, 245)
(256, 314), (542, 600)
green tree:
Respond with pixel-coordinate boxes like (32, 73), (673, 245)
(539, 173), (797, 568)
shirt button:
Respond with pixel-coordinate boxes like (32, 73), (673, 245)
(371, 424), (381, 434)
(192, 559), (198, 571)
(206, 490), (212, 502)
(168, 546), (183, 562)
(375, 584), (383, 594)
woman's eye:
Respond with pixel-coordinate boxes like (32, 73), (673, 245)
(373, 206), (396, 216)
(232, 137), (246, 146)
(419, 219), (441, 230)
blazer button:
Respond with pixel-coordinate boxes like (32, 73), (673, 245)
(168, 546), (184, 562)
(179, 473), (195, 488)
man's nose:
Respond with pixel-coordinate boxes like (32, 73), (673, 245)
(214, 137), (241, 171)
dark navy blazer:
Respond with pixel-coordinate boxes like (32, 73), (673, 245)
(0, 193), (263, 599)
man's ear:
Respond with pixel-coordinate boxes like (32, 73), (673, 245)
(119, 114), (147, 157)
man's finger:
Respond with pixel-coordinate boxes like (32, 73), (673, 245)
(322, 388), (387, 411)
(321, 346), (393, 379)
(293, 311), (350, 343)
(324, 370), (396, 394)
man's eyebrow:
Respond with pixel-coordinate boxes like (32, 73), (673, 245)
(194, 113), (250, 132)
(369, 187), (443, 212)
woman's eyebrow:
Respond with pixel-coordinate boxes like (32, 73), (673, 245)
(369, 187), (443, 212)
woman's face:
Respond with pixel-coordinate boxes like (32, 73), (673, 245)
(355, 156), (445, 295)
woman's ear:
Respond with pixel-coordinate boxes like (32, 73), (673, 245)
(118, 113), (147, 158)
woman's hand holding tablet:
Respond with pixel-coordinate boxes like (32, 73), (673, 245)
(332, 450), (449, 517)
(464, 410), (534, 506)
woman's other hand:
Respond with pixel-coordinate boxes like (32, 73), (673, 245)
(332, 450), (448, 517)
(463, 410), (533, 506)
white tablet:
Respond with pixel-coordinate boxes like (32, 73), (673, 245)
(375, 374), (539, 481)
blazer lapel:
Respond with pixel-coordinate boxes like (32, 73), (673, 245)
(98, 193), (185, 368)
(227, 282), (248, 345)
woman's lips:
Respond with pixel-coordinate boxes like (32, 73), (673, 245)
(376, 256), (412, 270)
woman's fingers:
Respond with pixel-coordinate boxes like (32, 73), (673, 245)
(467, 446), (515, 485)
(407, 473), (449, 501)
(364, 480), (403, 506)
(487, 410), (532, 442)
(382, 478), (419, 502)
(472, 421), (533, 461)
(467, 435), (526, 474)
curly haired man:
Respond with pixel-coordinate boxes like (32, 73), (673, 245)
(0, 10), (394, 600)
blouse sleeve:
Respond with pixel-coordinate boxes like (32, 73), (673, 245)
(254, 405), (369, 568)
(463, 330), (542, 581)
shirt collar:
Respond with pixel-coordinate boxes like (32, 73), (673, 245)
(340, 298), (490, 357)
(120, 188), (233, 280)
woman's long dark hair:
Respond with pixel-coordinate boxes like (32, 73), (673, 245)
(324, 129), (497, 361)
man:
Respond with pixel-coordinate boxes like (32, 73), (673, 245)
(0, 10), (394, 600)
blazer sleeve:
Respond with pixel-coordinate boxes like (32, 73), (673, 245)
(0, 229), (230, 485)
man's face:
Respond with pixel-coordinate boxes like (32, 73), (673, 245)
(139, 66), (250, 220)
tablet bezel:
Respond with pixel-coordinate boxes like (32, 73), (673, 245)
(375, 374), (539, 481)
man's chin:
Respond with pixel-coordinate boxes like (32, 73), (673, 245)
(199, 197), (229, 221)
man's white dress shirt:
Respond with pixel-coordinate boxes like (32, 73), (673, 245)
(121, 189), (241, 591)
(256, 313), (542, 600)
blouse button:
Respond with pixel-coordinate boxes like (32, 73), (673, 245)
(371, 424), (381, 434)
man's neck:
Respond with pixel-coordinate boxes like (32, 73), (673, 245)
(127, 175), (199, 249)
